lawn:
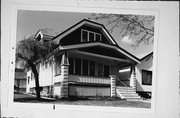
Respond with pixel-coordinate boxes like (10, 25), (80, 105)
(14, 92), (151, 108)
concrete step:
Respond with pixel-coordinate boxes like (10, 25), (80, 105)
(116, 87), (135, 90)
(117, 92), (139, 96)
(116, 86), (132, 89)
(117, 93), (140, 97)
(117, 95), (141, 99)
(116, 89), (135, 92)
(117, 91), (136, 94)
(116, 86), (141, 100)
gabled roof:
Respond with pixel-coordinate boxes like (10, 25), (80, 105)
(52, 19), (117, 45)
(52, 19), (140, 63)
(140, 52), (153, 61)
(34, 19), (141, 64)
(35, 28), (58, 41)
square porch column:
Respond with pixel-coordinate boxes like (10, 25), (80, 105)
(110, 75), (116, 98)
(60, 52), (69, 98)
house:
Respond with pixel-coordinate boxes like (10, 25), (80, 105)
(26, 19), (152, 99)
(136, 52), (153, 98)
(14, 68), (27, 93)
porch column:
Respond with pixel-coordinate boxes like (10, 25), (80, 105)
(60, 52), (69, 98)
(130, 64), (136, 91)
(110, 75), (116, 98)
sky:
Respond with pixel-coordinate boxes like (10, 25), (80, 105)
(17, 10), (153, 59)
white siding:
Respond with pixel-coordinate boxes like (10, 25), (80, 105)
(26, 58), (55, 92)
(39, 62), (54, 87)
(136, 55), (153, 92)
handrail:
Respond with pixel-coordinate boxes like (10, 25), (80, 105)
(116, 78), (128, 87)
(116, 78), (128, 99)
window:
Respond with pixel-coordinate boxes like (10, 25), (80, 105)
(82, 30), (88, 42)
(104, 65), (110, 77)
(75, 58), (81, 75)
(69, 58), (74, 74)
(81, 29), (101, 42)
(96, 34), (101, 41)
(89, 32), (94, 42)
(82, 59), (88, 75)
(89, 61), (95, 76)
(55, 62), (61, 75)
(142, 70), (152, 85)
(54, 55), (62, 76)
(98, 63), (104, 77)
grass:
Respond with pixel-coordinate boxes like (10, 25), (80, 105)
(14, 92), (151, 108)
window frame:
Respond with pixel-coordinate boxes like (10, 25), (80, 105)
(81, 29), (102, 42)
(54, 55), (62, 76)
(142, 69), (152, 85)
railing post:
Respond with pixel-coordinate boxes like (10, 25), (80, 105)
(110, 75), (116, 98)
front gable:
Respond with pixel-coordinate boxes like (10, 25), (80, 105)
(51, 19), (140, 64)
(53, 19), (116, 46)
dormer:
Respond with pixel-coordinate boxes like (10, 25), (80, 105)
(35, 28), (56, 42)
(53, 19), (117, 46)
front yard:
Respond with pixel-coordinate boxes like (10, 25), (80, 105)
(14, 92), (151, 108)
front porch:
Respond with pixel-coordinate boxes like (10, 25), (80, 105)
(53, 58), (138, 99)
(49, 42), (140, 99)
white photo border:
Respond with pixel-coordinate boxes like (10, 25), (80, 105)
(1, 1), (179, 118)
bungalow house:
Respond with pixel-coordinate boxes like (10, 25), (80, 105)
(26, 19), (153, 99)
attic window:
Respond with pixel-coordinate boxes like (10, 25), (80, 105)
(81, 29), (101, 42)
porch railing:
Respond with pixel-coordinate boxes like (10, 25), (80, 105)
(116, 78), (129, 98)
(69, 75), (110, 84)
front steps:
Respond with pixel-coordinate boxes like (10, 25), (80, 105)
(116, 86), (141, 100)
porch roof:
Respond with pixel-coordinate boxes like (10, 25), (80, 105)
(58, 42), (140, 63)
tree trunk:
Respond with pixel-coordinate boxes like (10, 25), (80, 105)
(28, 61), (41, 99)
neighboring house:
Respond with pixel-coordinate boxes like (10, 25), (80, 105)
(14, 68), (27, 93)
(136, 52), (153, 98)
(26, 19), (152, 99)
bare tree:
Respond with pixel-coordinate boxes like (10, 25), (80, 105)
(90, 13), (154, 47)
